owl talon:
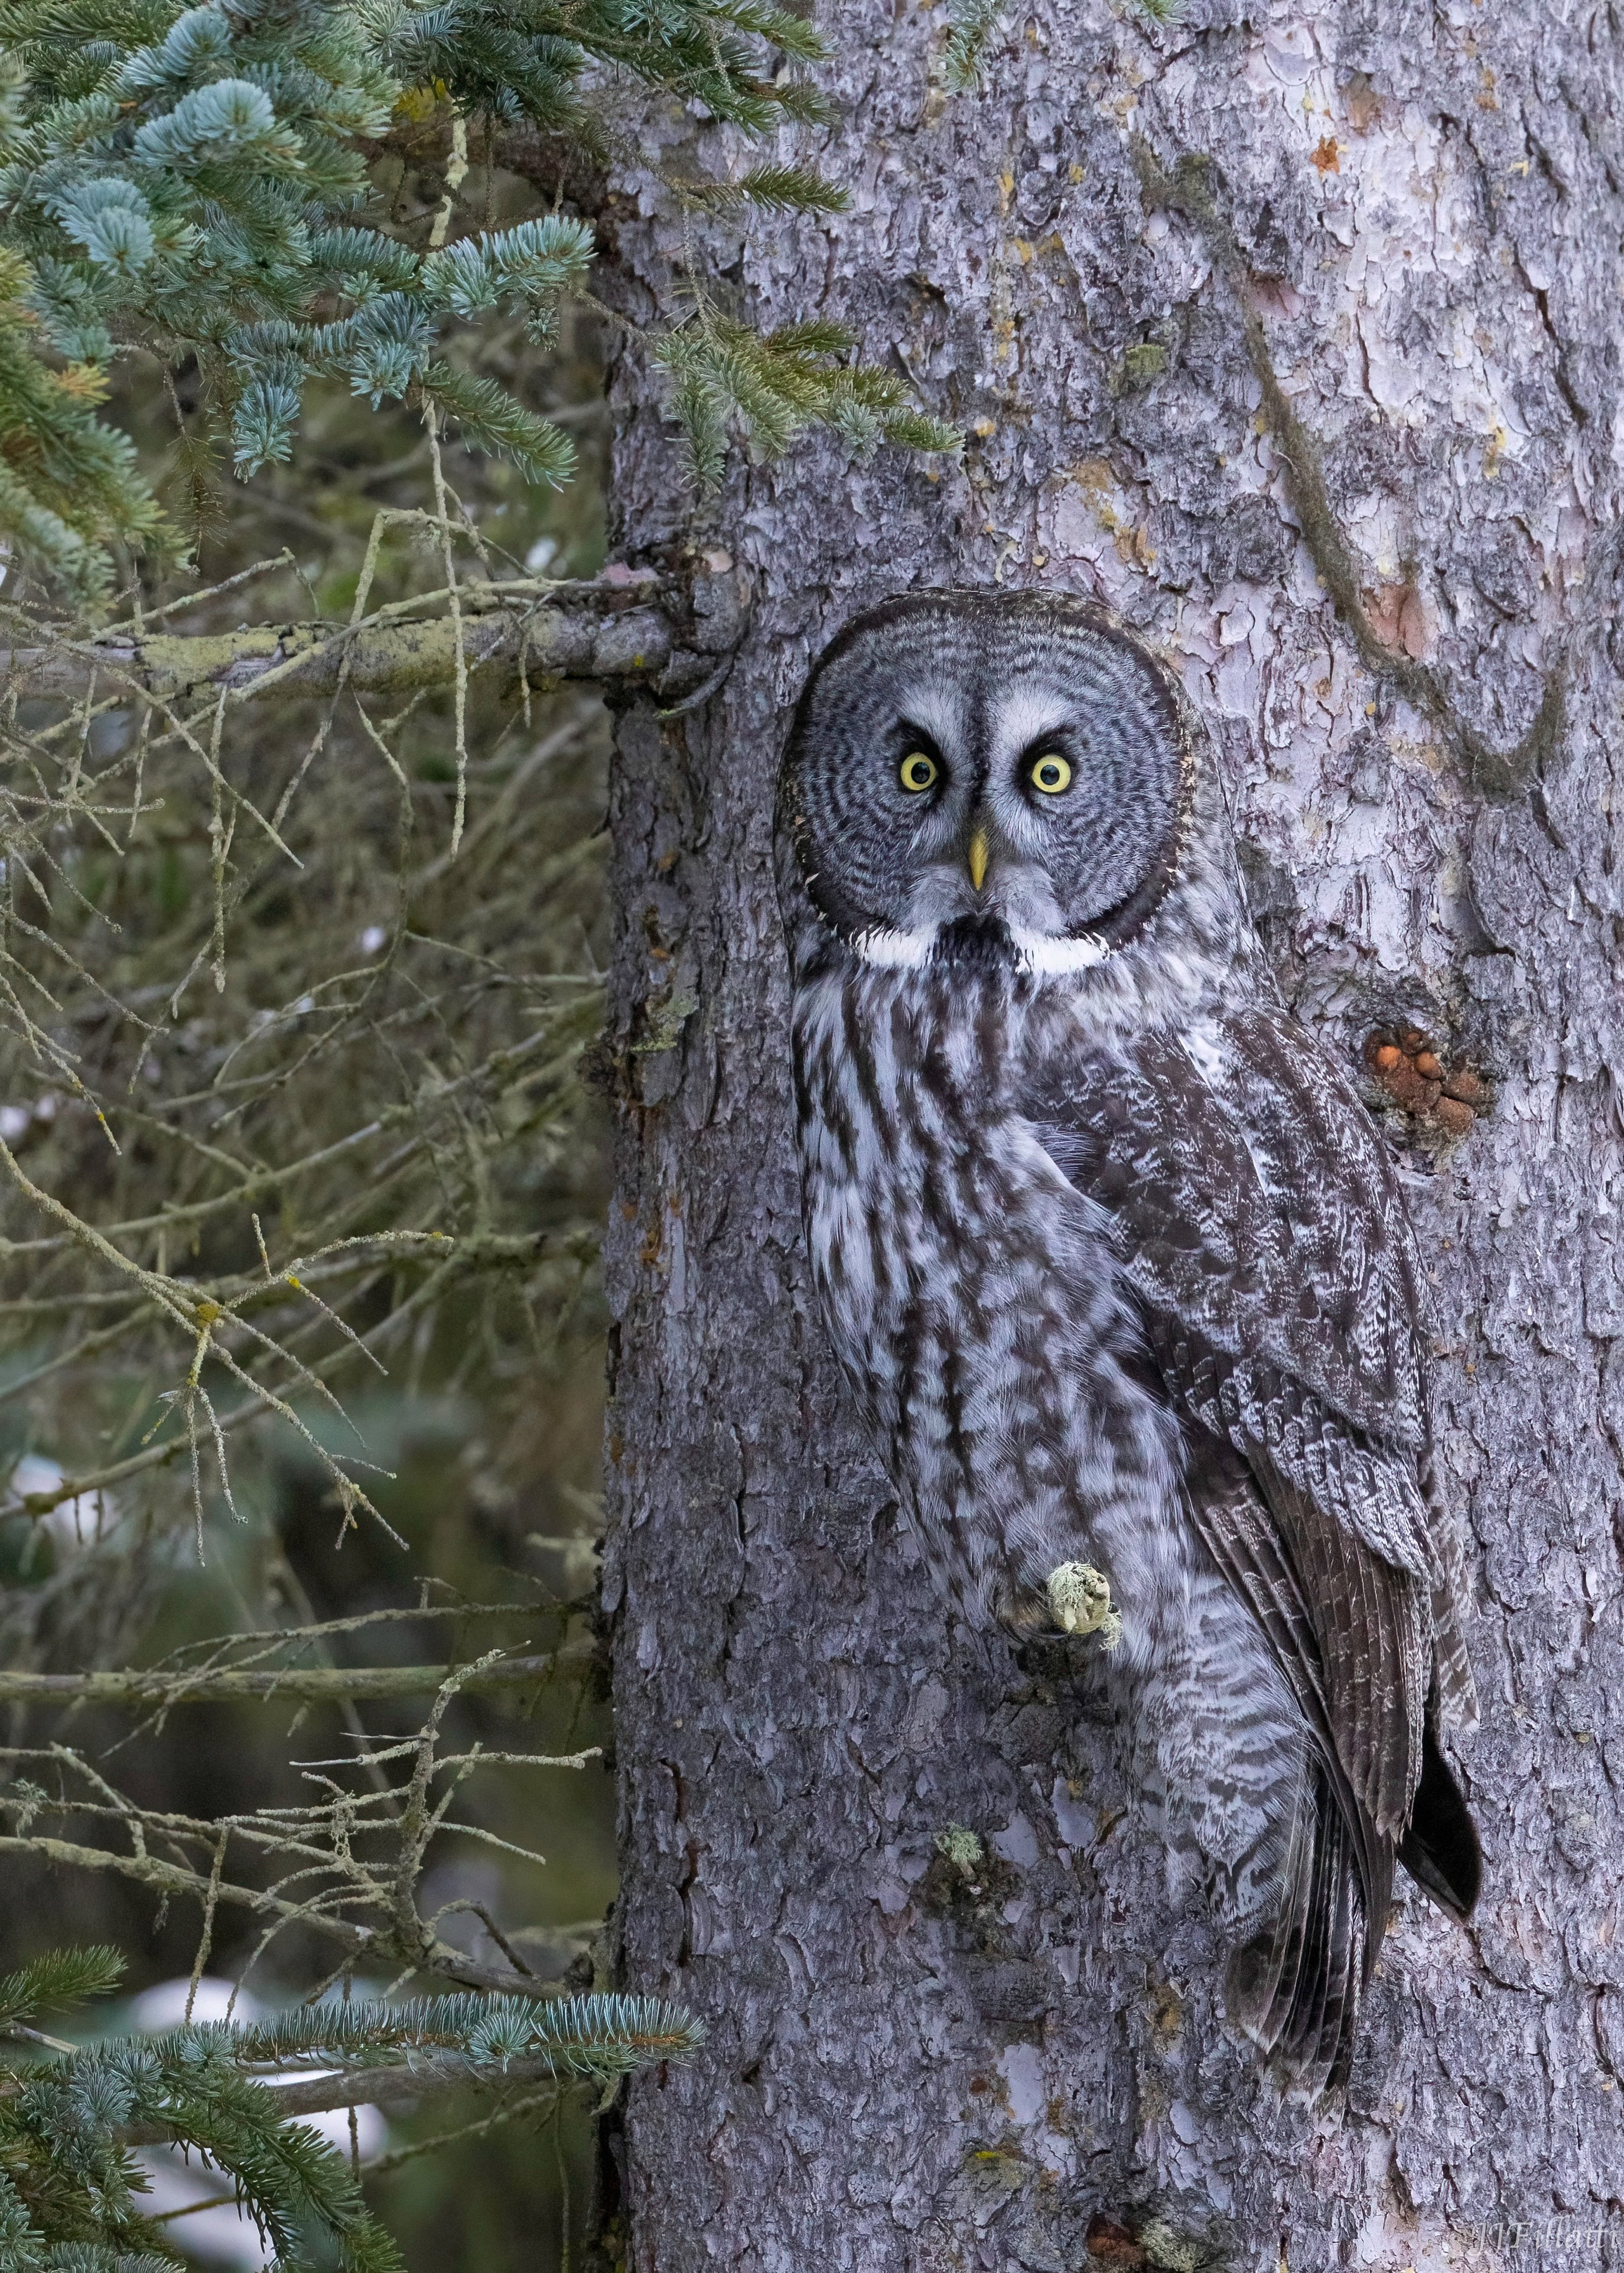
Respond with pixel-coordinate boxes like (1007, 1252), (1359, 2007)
(1047, 1561), (1123, 1650)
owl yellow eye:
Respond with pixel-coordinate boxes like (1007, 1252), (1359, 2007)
(1030, 753), (1073, 794)
(898, 751), (939, 793)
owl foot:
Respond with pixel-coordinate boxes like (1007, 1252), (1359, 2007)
(1046, 1562), (1123, 1650)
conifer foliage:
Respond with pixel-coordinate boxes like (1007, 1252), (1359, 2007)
(0, 0), (951, 597)
(0, 1946), (701, 2268)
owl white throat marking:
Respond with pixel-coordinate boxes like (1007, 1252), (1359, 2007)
(850, 923), (1111, 976)
(776, 587), (1482, 2101)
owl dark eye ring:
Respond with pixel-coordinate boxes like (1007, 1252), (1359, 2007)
(1030, 752), (1072, 794)
(898, 751), (939, 793)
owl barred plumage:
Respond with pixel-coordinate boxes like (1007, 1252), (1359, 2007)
(774, 588), (1481, 2095)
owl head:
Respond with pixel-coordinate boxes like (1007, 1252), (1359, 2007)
(779, 591), (1197, 976)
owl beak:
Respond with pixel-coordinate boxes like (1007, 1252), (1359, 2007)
(966, 828), (989, 894)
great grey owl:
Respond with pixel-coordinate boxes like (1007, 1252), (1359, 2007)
(774, 588), (1480, 2095)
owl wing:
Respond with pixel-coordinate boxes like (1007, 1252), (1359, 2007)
(1184, 1428), (1393, 2089)
(1026, 1005), (1475, 1848)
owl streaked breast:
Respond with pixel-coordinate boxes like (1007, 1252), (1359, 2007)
(775, 589), (1480, 2096)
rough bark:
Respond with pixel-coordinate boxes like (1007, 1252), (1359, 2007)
(598, 4), (1624, 2266)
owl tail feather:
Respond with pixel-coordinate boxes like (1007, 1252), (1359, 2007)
(1227, 1722), (1477, 2096)
(1225, 1758), (1366, 2098)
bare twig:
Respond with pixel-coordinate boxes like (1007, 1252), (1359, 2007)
(0, 1640), (599, 1706)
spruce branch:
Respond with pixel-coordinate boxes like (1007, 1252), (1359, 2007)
(674, 162), (851, 215)
(0, 0), (950, 591)
(940, 0), (1003, 91)
(0, 1961), (698, 2267)
(652, 307), (959, 486)
(0, 1947), (125, 2032)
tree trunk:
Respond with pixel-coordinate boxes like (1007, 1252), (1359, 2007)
(598, 5), (1624, 2265)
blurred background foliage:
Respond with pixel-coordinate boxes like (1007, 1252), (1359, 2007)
(0, 269), (627, 2265)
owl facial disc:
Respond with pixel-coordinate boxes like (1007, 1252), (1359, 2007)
(782, 591), (1192, 975)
